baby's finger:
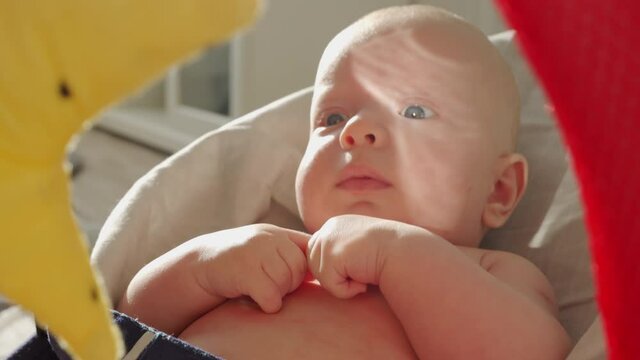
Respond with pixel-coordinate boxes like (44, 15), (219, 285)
(306, 233), (321, 280)
(285, 228), (312, 253)
(277, 241), (308, 293)
(318, 265), (368, 299)
(246, 272), (283, 314)
(261, 254), (294, 297)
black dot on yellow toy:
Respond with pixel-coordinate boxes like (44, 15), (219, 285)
(59, 81), (72, 98)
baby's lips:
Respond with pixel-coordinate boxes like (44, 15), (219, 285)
(335, 164), (392, 193)
(336, 163), (390, 185)
(336, 177), (391, 191)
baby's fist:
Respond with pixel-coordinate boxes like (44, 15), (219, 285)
(307, 215), (398, 299)
(196, 224), (310, 313)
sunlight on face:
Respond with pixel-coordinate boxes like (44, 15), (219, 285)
(296, 10), (519, 246)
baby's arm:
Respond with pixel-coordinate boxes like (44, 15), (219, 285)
(308, 215), (570, 359)
(379, 237), (571, 359)
(117, 237), (224, 335)
(117, 224), (309, 335)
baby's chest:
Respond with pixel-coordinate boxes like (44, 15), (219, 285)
(179, 282), (417, 359)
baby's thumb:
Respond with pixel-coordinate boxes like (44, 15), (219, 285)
(332, 280), (367, 299)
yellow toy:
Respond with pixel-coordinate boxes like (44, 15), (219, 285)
(0, 1), (259, 359)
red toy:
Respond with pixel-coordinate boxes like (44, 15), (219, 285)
(495, 0), (640, 358)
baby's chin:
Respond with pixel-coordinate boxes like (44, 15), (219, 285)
(302, 212), (483, 249)
(302, 207), (404, 233)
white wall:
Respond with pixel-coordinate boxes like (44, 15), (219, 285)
(414, 0), (507, 35)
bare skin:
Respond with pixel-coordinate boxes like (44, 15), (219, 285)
(120, 221), (566, 359)
(118, 5), (571, 359)
(179, 280), (417, 359)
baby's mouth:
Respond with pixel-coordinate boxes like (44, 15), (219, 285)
(335, 163), (392, 192)
(337, 176), (391, 191)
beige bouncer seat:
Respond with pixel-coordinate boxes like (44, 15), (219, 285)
(91, 30), (606, 359)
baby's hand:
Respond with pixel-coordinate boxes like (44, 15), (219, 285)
(307, 215), (408, 299)
(192, 224), (309, 313)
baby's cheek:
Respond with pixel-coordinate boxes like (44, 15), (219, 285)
(296, 174), (323, 233)
(297, 140), (344, 231)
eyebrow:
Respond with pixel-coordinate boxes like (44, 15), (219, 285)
(312, 84), (350, 107)
(315, 70), (449, 121)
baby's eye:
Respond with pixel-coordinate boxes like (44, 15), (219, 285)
(400, 104), (434, 119)
(324, 112), (348, 126)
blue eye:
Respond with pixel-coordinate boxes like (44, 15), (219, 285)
(324, 112), (348, 126)
(401, 104), (434, 119)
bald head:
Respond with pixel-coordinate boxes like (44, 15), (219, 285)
(315, 5), (520, 152)
(324, 5), (475, 57)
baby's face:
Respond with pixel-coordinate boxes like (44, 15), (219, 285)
(296, 19), (516, 246)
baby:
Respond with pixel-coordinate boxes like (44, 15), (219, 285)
(118, 5), (571, 359)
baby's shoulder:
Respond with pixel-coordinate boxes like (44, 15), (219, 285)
(475, 248), (559, 315)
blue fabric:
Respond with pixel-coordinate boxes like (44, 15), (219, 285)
(8, 328), (57, 360)
(9, 310), (224, 359)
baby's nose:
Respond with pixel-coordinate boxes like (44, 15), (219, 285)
(339, 117), (386, 149)
(343, 133), (376, 146)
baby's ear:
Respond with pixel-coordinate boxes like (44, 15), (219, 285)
(482, 153), (528, 229)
